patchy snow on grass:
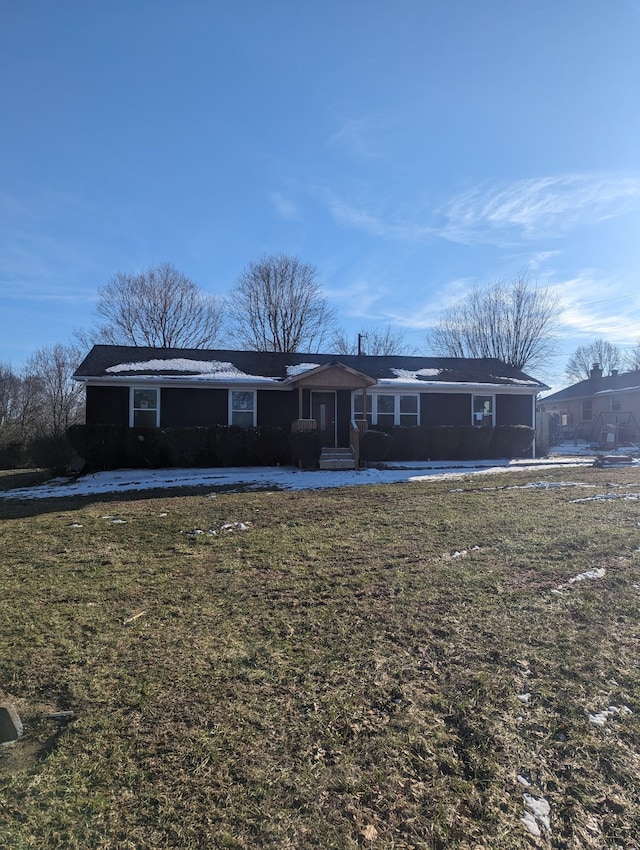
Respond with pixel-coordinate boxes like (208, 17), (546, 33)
(522, 794), (551, 837)
(568, 567), (606, 584)
(571, 491), (640, 503)
(553, 567), (606, 595)
(588, 705), (633, 727)
(0, 456), (597, 501)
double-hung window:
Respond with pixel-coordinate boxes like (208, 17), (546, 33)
(229, 390), (256, 427)
(353, 392), (419, 427)
(472, 395), (494, 427)
(582, 400), (592, 421)
(131, 388), (159, 427)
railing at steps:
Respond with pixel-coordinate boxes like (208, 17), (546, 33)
(350, 418), (368, 468)
(291, 419), (317, 433)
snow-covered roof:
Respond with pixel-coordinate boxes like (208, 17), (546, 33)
(74, 345), (548, 392)
(105, 358), (276, 383)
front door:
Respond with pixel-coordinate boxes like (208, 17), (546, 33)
(311, 391), (336, 447)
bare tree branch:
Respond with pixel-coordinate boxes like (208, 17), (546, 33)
(427, 273), (559, 373)
(565, 339), (623, 382)
(228, 254), (335, 352)
(86, 263), (224, 348)
(24, 344), (84, 437)
(331, 325), (419, 356)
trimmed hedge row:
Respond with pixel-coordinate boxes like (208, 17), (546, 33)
(67, 422), (535, 471)
(67, 424), (322, 471)
(361, 424), (535, 462)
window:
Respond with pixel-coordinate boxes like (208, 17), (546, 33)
(353, 392), (373, 426)
(230, 390), (256, 427)
(472, 395), (494, 427)
(611, 396), (621, 413)
(376, 394), (395, 428)
(353, 392), (419, 427)
(582, 400), (592, 421)
(399, 394), (418, 426)
(131, 388), (159, 427)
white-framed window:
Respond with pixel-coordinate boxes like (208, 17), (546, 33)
(131, 387), (159, 427)
(353, 392), (419, 427)
(229, 390), (256, 427)
(472, 395), (494, 427)
(582, 399), (592, 421)
(611, 396), (622, 413)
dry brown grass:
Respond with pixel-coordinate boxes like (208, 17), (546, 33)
(0, 466), (639, 848)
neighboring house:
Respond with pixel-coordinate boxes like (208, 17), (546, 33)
(73, 345), (546, 450)
(539, 364), (640, 446)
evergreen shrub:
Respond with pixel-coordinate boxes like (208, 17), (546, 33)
(489, 425), (534, 458)
(360, 430), (392, 463)
(289, 430), (322, 469)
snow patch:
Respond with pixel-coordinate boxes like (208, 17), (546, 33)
(390, 367), (443, 380)
(588, 705), (632, 727)
(108, 358), (239, 374)
(571, 491), (640, 503)
(0, 459), (597, 501)
(554, 567), (605, 594)
(106, 358), (276, 382)
(286, 363), (321, 377)
(522, 794), (551, 836)
(568, 567), (606, 583)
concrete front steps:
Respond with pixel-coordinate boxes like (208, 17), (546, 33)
(319, 447), (356, 470)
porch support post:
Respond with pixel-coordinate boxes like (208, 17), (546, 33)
(298, 385), (303, 419)
(362, 383), (367, 423)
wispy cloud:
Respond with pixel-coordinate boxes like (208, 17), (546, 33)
(553, 272), (640, 343)
(324, 174), (640, 246)
(269, 192), (298, 220)
(440, 175), (640, 242)
(328, 116), (389, 159)
(323, 278), (388, 316)
(326, 193), (436, 241)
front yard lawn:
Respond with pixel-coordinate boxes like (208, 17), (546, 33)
(1, 467), (638, 848)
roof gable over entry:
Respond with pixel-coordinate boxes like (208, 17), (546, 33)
(285, 361), (377, 390)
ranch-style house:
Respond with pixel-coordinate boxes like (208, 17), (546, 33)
(73, 346), (547, 466)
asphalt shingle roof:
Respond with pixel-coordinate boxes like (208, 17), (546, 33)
(543, 370), (640, 403)
(73, 345), (548, 389)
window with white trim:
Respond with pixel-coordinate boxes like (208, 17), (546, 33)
(229, 390), (256, 427)
(582, 399), (592, 421)
(353, 392), (419, 427)
(353, 392), (373, 426)
(131, 388), (159, 427)
(472, 395), (494, 427)
(611, 396), (621, 412)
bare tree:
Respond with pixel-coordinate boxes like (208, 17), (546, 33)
(623, 340), (640, 372)
(331, 325), (418, 356)
(0, 364), (42, 445)
(0, 363), (20, 434)
(565, 339), (622, 382)
(228, 254), (336, 352)
(24, 344), (84, 436)
(427, 273), (559, 372)
(88, 263), (224, 348)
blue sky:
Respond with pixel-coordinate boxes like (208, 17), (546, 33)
(2, 0), (640, 390)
